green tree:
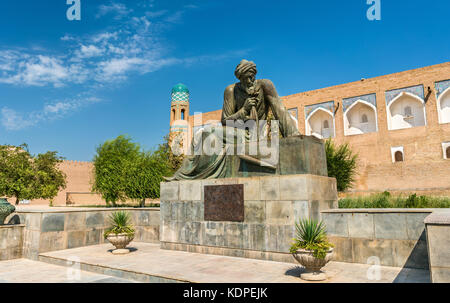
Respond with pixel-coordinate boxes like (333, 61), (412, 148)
(124, 149), (172, 207)
(92, 135), (141, 206)
(34, 151), (67, 206)
(0, 144), (36, 205)
(325, 139), (358, 192)
(0, 144), (67, 205)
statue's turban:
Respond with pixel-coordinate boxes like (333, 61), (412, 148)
(234, 60), (257, 79)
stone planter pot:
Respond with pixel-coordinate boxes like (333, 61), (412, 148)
(106, 233), (134, 255)
(0, 199), (15, 225)
(293, 248), (334, 281)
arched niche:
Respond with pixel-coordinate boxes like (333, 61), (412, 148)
(437, 87), (450, 124)
(387, 92), (426, 130)
(443, 142), (450, 160)
(344, 100), (378, 136)
(394, 151), (404, 162)
(305, 107), (335, 139)
(391, 146), (404, 163)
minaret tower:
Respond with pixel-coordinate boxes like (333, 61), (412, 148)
(169, 83), (190, 154)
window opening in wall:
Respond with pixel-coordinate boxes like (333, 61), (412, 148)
(394, 151), (404, 162)
(403, 106), (415, 126)
(361, 114), (368, 123)
(322, 120), (331, 138)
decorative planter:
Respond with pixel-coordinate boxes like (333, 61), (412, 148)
(0, 198), (15, 225)
(106, 233), (134, 255)
(293, 248), (334, 281)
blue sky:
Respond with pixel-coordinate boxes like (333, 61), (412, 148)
(0, 0), (449, 161)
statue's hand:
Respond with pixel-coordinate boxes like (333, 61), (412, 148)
(243, 97), (258, 114)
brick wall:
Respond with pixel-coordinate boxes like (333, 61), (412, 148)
(29, 160), (104, 206)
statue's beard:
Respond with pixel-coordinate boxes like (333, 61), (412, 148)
(242, 80), (257, 96)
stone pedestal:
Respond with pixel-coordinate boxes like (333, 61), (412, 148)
(160, 174), (337, 263)
(424, 212), (450, 283)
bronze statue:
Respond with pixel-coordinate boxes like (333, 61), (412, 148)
(167, 60), (301, 181)
(222, 60), (299, 137)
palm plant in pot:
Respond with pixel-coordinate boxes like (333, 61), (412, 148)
(290, 218), (334, 281)
(104, 211), (135, 255)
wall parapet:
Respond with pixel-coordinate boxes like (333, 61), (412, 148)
(0, 224), (25, 261)
(424, 211), (450, 282)
(16, 208), (160, 260)
(321, 209), (433, 269)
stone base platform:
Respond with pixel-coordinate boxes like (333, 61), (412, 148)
(160, 174), (338, 261)
(35, 242), (430, 283)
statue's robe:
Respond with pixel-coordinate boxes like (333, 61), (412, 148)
(167, 79), (300, 181)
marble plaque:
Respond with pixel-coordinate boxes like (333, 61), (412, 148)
(204, 184), (244, 222)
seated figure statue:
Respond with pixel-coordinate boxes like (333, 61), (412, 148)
(167, 60), (301, 181)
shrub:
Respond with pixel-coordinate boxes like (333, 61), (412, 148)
(338, 192), (450, 208)
(289, 218), (334, 259)
(325, 139), (358, 192)
(104, 211), (135, 239)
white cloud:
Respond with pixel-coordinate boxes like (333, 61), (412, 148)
(60, 34), (75, 41)
(184, 4), (199, 9)
(0, 0), (247, 131)
(1, 96), (102, 131)
(91, 31), (119, 43)
(97, 56), (179, 82)
(97, 2), (133, 20)
(75, 45), (103, 59)
(100, 57), (144, 76)
(0, 2), (210, 89)
(1, 108), (35, 131)
(164, 11), (184, 24)
(0, 55), (69, 87)
(145, 10), (168, 18)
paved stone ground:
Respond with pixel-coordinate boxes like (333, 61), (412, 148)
(0, 259), (135, 283)
(33, 242), (430, 283)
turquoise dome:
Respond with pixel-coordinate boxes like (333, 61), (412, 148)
(171, 83), (189, 94)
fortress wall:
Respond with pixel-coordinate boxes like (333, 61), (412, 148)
(30, 161), (105, 206)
